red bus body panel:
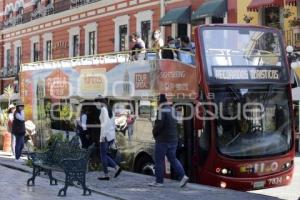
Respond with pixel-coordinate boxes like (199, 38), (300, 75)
(193, 24), (295, 191)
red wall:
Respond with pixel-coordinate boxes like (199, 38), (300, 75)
(227, 0), (238, 23)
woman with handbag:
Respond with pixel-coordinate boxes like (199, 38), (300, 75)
(97, 97), (122, 180)
(7, 104), (16, 156)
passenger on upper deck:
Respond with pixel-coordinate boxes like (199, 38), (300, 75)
(151, 29), (164, 58)
(180, 36), (195, 53)
(162, 36), (177, 60)
(130, 32), (146, 61)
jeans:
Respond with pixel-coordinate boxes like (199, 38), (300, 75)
(127, 124), (133, 141)
(100, 140), (117, 174)
(79, 130), (91, 149)
(11, 133), (16, 156)
(155, 142), (185, 183)
(15, 135), (24, 160)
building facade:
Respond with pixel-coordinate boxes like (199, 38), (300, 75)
(0, 0), (164, 94)
(1, 0), (298, 96)
(236, 0), (300, 47)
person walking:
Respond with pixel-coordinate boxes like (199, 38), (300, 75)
(7, 104), (16, 156)
(77, 105), (91, 149)
(149, 94), (189, 187)
(126, 110), (135, 142)
(11, 101), (25, 162)
(97, 98), (122, 180)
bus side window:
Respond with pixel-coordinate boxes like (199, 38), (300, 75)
(138, 100), (151, 119)
(178, 51), (195, 65)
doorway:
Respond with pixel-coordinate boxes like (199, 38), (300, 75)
(173, 104), (194, 179)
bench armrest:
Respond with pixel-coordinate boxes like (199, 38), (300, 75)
(29, 151), (51, 163)
(61, 157), (89, 171)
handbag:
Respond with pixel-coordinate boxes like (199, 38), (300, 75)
(108, 140), (119, 158)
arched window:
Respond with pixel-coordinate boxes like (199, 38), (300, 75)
(15, 0), (24, 15)
(4, 3), (14, 19)
(32, 0), (41, 10)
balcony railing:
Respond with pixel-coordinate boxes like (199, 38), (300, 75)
(0, 66), (20, 78)
(0, 0), (102, 30)
(32, 3), (54, 20)
(3, 17), (15, 28)
(15, 15), (23, 25)
(53, 0), (71, 13)
(70, 0), (101, 8)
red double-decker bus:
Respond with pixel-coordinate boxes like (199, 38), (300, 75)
(192, 24), (295, 190)
(20, 24), (295, 192)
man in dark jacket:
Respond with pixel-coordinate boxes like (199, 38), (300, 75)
(11, 101), (25, 162)
(149, 94), (189, 187)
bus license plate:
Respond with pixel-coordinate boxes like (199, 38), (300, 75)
(253, 181), (265, 189)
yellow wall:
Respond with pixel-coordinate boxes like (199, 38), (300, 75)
(283, 5), (298, 31)
(236, 0), (298, 31)
(237, 0), (259, 25)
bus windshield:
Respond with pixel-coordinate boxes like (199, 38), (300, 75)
(213, 85), (292, 158)
(201, 28), (284, 78)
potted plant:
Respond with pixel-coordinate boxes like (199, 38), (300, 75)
(283, 8), (293, 18)
(0, 108), (9, 150)
(243, 14), (254, 23)
(4, 85), (14, 105)
(289, 17), (300, 33)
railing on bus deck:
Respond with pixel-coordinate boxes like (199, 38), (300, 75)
(21, 48), (196, 71)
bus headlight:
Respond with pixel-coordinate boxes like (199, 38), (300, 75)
(281, 161), (293, 170)
(216, 167), (233, 176)
(221, 168), (228, 174)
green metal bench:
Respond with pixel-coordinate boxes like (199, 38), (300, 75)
(27, 136), (94, 196)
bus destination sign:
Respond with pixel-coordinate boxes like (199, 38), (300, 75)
(212, 67), (282, 81)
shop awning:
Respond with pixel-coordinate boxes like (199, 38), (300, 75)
(160, 6), (191, 26)
(191, 0), (227, 22)
(286, 0), (296, 6)
(247, 0), (284, 12)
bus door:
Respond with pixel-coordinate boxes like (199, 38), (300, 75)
(173, 103), (194, 179)
(192, 91), (211, 182)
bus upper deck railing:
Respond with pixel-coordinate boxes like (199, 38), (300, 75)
(21, 48), (196, 71)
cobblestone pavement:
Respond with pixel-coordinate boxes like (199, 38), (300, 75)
(0, 164), (114, 200)
(0, 151), (280, 200)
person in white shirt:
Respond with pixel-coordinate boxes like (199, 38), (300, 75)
(97, 98), (122, 180)
(7, 104), (16, 156)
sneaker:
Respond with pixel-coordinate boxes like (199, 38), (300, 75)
(97, 176), (110, 181)
(114, 166), (122, 178)
(15, 159), (24, 163)
(179, 175), (189, 188)
(148, 182), (164, 187)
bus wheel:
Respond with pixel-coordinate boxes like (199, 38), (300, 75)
(135, 156), (155, 176)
